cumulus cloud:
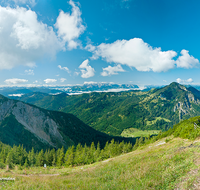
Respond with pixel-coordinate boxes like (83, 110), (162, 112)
(176, 78), (193, 83)
(58, 65), (70, 73)
(176, 78), (184, 83)
(24, 69), (34, 75)
(101, 64), (125, 76)
(0, 6), (64, 70)
(79, 59), (95, 78)
(87, 38), (199, 72)
(176, 50), (199, 69)
(4, 78), (28, 85)
(55, 0), (85, 50)
(60, 78), (66, 82)
(186, 78), (193, 83)
(44, 79), (57, 83)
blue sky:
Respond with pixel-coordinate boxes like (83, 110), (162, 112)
(0, 0), (200, 87)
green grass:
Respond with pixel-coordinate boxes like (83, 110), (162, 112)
(1, 137), (200, 189)
(121, 127), (160, 137)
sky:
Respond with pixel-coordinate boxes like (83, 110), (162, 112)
(0, 0), (200, 87)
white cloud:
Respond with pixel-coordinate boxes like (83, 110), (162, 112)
(176, 78), (193, 83)
(176, 78), (184, 83)
(88, 38), (177, 72)
(186, 78), (193, 83)
(55, 0), (85, 50)
(79, 59), (95, 78)
(101, 64), (125, 76)
(83, 81), (98, 85)
(25, 69), (34, 75)
(60, 78), (66, 82)
(176, 50), (199, 69)
(4, 78), (28, 85)
(44, 79), (57, 83)
(58, 65), (70, 73)
(87, 38), (199, 72)
(0, 6), (64, 70)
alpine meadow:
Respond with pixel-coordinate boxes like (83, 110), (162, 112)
(1, 0), (200, 189)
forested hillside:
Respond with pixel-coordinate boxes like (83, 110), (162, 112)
(0, 94), (135, 151)
(15, 82), (200, 136)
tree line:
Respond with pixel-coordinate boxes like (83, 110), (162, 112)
(0, 139), (135, 169)
(0, 133), (163, 170)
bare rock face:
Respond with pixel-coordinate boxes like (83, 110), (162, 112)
(173, 92), (200, 120)
(0, 99), (65, 148)
(12, 102), (64, 147)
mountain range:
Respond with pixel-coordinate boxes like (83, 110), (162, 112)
(0, 83), (139, 97)
(0, 94), (135, 151)
(12, 82), (200, 136)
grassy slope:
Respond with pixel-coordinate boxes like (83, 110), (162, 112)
(121, 127), (160, 137)
(1, 137), (200, 189)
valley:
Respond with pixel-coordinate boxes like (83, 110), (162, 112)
(0, 94), (135, 151)
(1, 0), (200, 189)
(0, 82), (200, 189)
(13, 82), (200, 137)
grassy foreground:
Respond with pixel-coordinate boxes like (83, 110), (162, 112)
(1, 137), (200, 189)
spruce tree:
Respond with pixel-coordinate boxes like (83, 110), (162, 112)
(28, 148), (35, 167)
(57, 147), (65, 167)
(65, 145), (75, 166)
(36, 150), (44, 167)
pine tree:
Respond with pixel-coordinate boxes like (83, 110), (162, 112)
(49, 149), (56, 166)
(28, 147), (35, 167)
(24, 158), (28, 168)
(64, 145), (75, 166)
(94, 142), (101, 161)
(87, 142), (96, 164)
(138, 136), (144, 146)
(74, 143), (83, 165)
(57, 147), (65, 167)
(44, 149), (50, 166)
(133, 138), (139, 150)
(36, 150), (44, 167)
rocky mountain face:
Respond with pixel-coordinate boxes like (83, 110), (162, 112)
(154, 82), (200, 120)
(0, 95), (128, 151)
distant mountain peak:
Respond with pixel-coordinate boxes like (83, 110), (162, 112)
(54, 92), (68, 97)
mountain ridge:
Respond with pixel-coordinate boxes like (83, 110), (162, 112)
(0, 94), (135, 151)
(13, 82), (200, 136)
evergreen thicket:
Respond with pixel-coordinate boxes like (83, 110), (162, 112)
(0, 139), (135, 168)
